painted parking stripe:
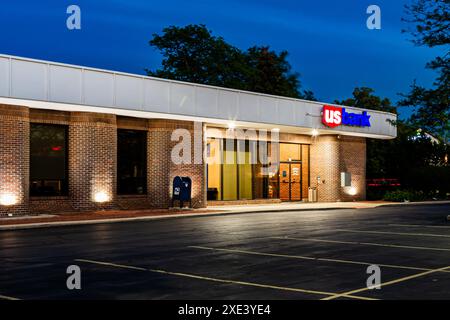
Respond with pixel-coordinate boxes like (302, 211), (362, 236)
(322, 265), (450, 300)
(389, 224), (450, 229)
(189, 245), (449, 273)
(334, 228), (450, 238)
(0, 294), (20, 300)
(75, 258), (377, 300)
(273, 236), (450, 252)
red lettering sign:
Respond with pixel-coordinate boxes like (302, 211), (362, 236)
(322, 105), (342, 128)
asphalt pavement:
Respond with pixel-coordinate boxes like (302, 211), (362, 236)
(1, 203), (449, 300)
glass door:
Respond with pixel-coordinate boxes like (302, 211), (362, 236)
(279, 162), (302, 201)
(290, 162), (301, 201)
(279, 163), (290, 201)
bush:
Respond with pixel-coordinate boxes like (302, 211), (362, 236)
(383, 190), (427, 202)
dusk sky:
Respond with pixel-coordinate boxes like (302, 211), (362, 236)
(0, 1), (445, 119)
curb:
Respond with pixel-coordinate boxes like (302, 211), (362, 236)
(374, 201), (450, 209)
(0, 206), (357, 231)
(1, 201), (449, 231)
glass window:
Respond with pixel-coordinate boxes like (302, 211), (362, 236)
(206, 137), (272, 201)
(223, 139), (238, 200)
(30, 124), (68, 196)
(117, 130), (147, 195)
(207, 138), (222, 200)
(280, 143), (301, 161)
(238, 140), (254, 200)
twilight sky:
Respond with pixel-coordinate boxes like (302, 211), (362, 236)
(0, 1), (445, 119)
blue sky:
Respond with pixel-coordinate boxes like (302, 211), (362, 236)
(0, 1), (445, 119)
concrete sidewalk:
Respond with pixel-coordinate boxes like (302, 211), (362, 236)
(1, 200), (449, 231)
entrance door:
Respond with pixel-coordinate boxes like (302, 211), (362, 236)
(279, 162), (302, 201)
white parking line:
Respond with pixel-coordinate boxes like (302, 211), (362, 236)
(0, 294), (20, 300)
(389, 223), (450, 229)
(334, 228), (450, 238)
(323, 266), (450, 300)
(75, 258), (377, 300)
(189, 245), (450, 273)
(273, 236), (450, 252)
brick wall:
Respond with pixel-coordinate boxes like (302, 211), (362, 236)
(69, 112), (118, 211)
(30, 197), (74, 214)
(0, 105), (30, 216)
(310, 135), (366, 201)
(338, 136), (366, 201)
(148, 120), (206, 208)
(0, 102), (365, 215)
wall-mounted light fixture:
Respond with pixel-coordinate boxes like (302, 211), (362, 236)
(311, 129), (319, 136)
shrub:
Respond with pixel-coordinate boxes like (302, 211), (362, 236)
(383, 190), (427, 202)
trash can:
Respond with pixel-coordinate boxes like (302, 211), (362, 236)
(308, 187), (317, 202)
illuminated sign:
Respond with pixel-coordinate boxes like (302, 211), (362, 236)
(322, 105), (371, 128)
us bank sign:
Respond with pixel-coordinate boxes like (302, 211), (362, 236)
(322, 105), (371, 128)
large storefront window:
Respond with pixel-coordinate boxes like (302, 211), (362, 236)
(30, 124), (68, 196)
(207, 138), (310, 202)
(117, 130), (147, 195)
(207, 138), (271, 201)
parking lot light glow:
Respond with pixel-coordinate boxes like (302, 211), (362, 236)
(0, 193), (18, 206)
(94, 191), (109, 203)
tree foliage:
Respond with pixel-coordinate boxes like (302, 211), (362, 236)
(335, 87), (396, 113)
(146, 24), (315, 99)
(336, 87), (448, 197)
(400, 0), (450, 141)
(402, 0), (449, 47)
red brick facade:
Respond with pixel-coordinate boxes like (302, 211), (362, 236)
(0, 105), (30, 216)
(69, 112), (118, 211)
(148, 120), (206, 209)
(0, 103), (366, 216)
(310, 135), (366, 202)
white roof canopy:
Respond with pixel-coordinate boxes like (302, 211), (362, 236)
(0, 54), (396, 139)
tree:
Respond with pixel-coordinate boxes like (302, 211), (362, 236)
(336, 87), (450, 185)
(244, 46), (302, 98)
(402, 0), (449, 48)
(336, 87), (398, 178)
(146, 24), (249, 90)
(400, 0), (450, 142)
(146, 24), (315, 99)
(335, 87), (396, 113)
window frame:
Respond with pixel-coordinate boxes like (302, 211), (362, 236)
(117, 129), (148, 195)
(29, 123), (69, 197)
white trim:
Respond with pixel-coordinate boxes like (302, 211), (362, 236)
(0, 97), (395, 139)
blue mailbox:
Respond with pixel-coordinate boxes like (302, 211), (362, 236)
(172, 176), (192, 208)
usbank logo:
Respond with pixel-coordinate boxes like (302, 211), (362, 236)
(322, 105), (371, 128)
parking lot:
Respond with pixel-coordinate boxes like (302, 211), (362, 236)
(0, 203), (449, 300)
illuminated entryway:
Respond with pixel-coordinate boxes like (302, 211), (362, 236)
(279, 143), (309, 201)
(206, 138), (309, 202)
